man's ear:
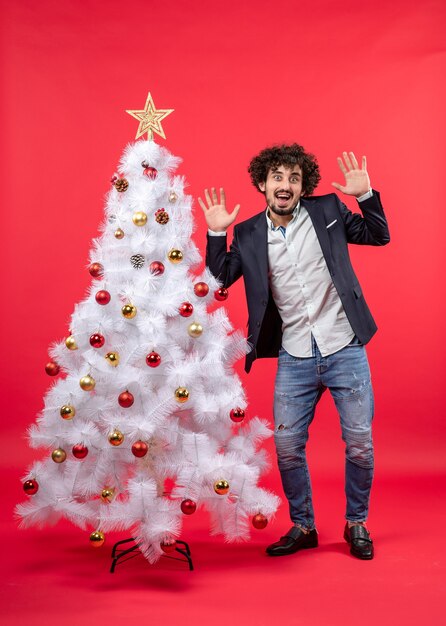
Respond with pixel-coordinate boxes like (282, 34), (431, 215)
(258, 181), (266, 193)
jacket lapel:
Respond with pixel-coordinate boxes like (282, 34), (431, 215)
(250, 212), (269, 296)
(301, 198), (334, 272)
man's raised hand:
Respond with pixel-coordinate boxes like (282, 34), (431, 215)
(332, 152), (371, 198)
(198, 187), (240, 232)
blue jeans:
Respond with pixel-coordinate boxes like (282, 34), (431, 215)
(273, 337), (374, 529)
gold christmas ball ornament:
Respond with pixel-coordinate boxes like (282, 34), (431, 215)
(80, 374), (96, 391)
(65, 335), (78, 350)
(105, 352), (120, 367)
(108, 429), (124, 446)
(114, 228), (125, 239)
(188, 322), (203, 338)
(132, 211), (148, 226)
(60, 404), (76, 420)
(121, 304), (137, 319)
(100, 487), (115, 503)
(168, 191), (178, 203)
(51, 448), (67, 463)
(167, 248), (183, 264)
(174, 387), (189, 403)
(89, 530), (105, 547)
(214, 479), (230, 495)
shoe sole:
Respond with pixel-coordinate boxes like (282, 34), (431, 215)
(266, 540), (319, 556)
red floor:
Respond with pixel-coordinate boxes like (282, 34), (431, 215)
(3, 468), (445, 626)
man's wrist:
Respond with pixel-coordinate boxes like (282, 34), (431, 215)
(356, 189), (373, 202)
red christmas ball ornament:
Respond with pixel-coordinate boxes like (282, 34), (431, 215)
(146, 351), (161, 367)
(72, 444), (89, 459)
(90, 333), (105, 348)
(89, 263), (104, 278)
(143, 166), (158, 179)
(252, 513), (268, 530)
(194, 282), (209, 297)
(131, 441), (148, 457)
(161, 539), (177, 553)
(230, 408), (245, 423)
(118, 390), (134, 408)
(179, 302), (194, 317)
(181, 499), (197, 515)
(149, 261), (165, 276)
(23, 479), (39, 495)
(45, 361), (60, 376)
(95, 290), (111, 305)
(214, 287), (229, 301)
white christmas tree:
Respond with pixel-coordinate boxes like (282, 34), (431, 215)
(16, 94), (279, 564)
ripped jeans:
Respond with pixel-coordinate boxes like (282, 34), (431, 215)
(273, 336), (374, 529)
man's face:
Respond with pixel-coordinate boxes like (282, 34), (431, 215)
(258, 165), (303, 217)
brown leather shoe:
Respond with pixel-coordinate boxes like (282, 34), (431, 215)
(344, 523), (374, 560)
(266, 526), (318, 556)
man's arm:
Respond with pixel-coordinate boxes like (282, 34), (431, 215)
(337, 192), (390, 246)
(206, 228), (244, 288)
(332, 152), (390, 246)
(200, 187), (244, 287)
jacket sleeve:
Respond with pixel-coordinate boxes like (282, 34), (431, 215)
(205, 228), (244, 288)
(337, 190), (390, 246)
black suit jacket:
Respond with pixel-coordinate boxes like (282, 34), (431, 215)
(206, 191), (390, 372)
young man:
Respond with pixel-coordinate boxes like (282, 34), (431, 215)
(200, 144), (390, 560)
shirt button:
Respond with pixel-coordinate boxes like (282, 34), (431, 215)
(256, 322), (261, 327)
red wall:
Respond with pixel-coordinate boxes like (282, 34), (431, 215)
(2, 0), (445, 478)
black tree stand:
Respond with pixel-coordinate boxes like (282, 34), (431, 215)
(110, 537), (194, 573)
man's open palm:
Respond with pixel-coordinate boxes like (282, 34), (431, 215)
(332, 152), (370, 197)
(198, 187), (240, 232)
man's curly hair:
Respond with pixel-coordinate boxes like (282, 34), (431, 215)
(248, 144), (321, 196)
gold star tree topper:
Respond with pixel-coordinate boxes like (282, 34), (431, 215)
(126, 93), (174, 140)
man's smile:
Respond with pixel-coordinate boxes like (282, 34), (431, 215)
(275, 190), (293, 207)
(274, 190), (293, 208)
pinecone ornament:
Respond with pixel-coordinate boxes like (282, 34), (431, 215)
(114, 178), (129, 192)
(130, 253), (145, 269)
(155, 209), (169, 225)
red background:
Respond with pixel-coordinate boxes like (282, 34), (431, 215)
(1, 1), (445, 624)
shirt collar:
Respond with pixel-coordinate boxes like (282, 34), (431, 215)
(266, 201), (301, 231)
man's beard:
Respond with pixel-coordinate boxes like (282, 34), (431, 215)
(267, 201), (298, 217)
